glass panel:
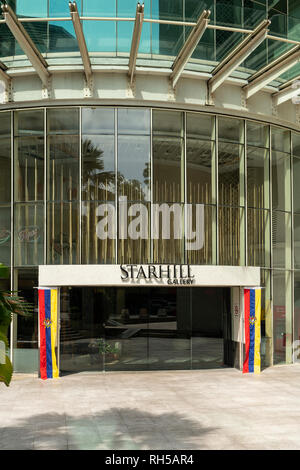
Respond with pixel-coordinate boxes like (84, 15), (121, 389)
(292, 132), (300, 157)
(48, 21), (78, 53)
(186, 113), (215, 141)
(294, 214), (300, 269)
(82, 201), (116, 264)
(83, 20), (116, 53)
(14, 203), (44, 266)
(272, 151), (291, 211)
(118, 109), (150, 135)
(59, 286), (105, 374)
(49, 0), (79, 17)
(153, 203), (184, 264)
(82, 135), (115, 201)
(13, 268), (38, 373)
(152, 23), (184, 57)
(218, 206), (244, 266)
(153, 136), (183, 203)
(0, 205), (11, 266)
(260, 269), (272, 368)
(272, 210), (291, 269)
(148, 287), (191, 371)
(117, 21), (151, 55)
(216, 31), (243, 63)
(103, 287), (148, 372)
(247, 208), (270, 267)
(48, 135), (79, 201)
(218, 142), (244, 207)
(191, 287), (227, 370)
(272, 126), (291, 153)
(216, 0), (242, 27)
(47, 202), (79, 265)
(186, 204), (215, 266)
(16, 1), (48, 17)
(247, 121), (269, 148)
(82, 108), (114, 134)
(14, 136), (44, 202)
(20, 22), (48, 54)
(118, 202), (150, 264)
(186, 139), (212, 204)
(293, 157), (300, 213)
(0, 145), (10, 202)
(47, 108), (79, 134)
(191, 28), (215, 62)
(218, 117), (244, 143)
(0, 23), (16, 59)
(118, 135), (150, 201)
(294, 271), (300, 350)
(273, 270), (292, 365)
(83, 0), (114, 16)
(0, 112), (11, 203)
(247, 146), (269, 209)
(15, 109), (44, 136)
(153, 110), (183, 135)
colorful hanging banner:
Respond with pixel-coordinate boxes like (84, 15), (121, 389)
(243, 287), (261, 374)
(38, 288), (59, 380)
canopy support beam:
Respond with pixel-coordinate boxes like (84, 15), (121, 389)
(1, 3), (50, 86)
(170, 10), (210, 88)
(128, 3), (144, 86)
(69, 1), (92, 83)
(244, 46), (300, 100)
(208, 19), (270, 97)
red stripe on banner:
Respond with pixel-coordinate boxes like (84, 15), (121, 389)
(243, 289), (250, 374)
(39, 289), (47, 380)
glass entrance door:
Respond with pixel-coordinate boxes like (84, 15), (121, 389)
(59, 286), (234, 374)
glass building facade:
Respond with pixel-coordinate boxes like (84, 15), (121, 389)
(0, 107), (299, 371)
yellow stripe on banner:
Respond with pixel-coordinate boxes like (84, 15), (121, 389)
(50, 289), (59, 379)
(254, 288), (261, 374)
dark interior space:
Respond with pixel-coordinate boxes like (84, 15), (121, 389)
(60, 286), (235, 374)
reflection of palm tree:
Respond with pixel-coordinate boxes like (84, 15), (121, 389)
(82, 139), (115, 200)
(118, 163), (150, 201)
(82, 139), (151, 201)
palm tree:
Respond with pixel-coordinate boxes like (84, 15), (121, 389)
(0, 263), (34, 386)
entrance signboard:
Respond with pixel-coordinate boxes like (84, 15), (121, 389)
(39, 264), (260, 288)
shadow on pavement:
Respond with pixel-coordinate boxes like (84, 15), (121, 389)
(1, 407), (217, 450)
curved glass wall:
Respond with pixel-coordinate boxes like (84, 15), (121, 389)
(0, 1), (299, 82)
(1, 105), (299, 370)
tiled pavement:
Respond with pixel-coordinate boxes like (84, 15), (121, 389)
(1, 366), (300, 450)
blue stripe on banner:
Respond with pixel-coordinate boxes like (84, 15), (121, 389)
(44, 289), (53, 379)
(249, 289), (255, 373)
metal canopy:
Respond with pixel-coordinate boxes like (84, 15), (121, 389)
(1, 3), (50, 86)
(0, 61), (11, 84)
(128, 2), (144, 85)
(208, 19), (270, 95)
(170, 10), (210, 88)
(69, 1), (92, 82)
(273, 75), (300, 106)
(244, 45), (300, 100)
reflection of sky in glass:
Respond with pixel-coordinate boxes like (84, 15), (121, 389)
(84, 21), (116, 52)
(17, 1), (47, 17)
(118, 109), (150, 135)
(83, 0), (116, 17)
(49, 0), (79, 17)
(82, 108), (114, 134)
(118, 135), (150, 200)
